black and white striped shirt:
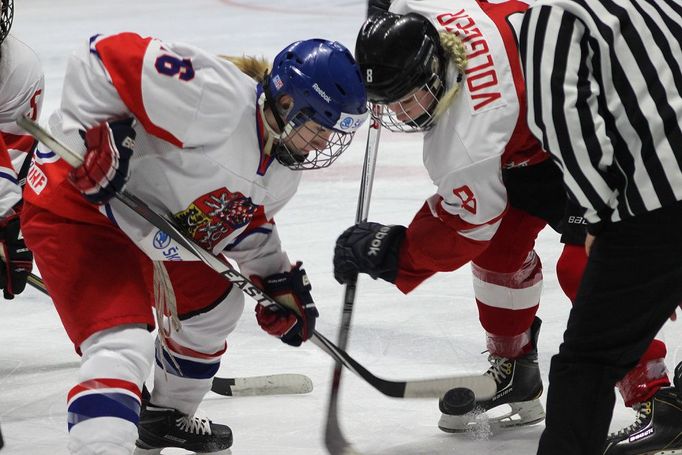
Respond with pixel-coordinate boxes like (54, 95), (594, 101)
(520, 0), (682, 232)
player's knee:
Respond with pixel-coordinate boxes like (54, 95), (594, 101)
(79, 325), (154, 384)
(171, 288), (245, 352)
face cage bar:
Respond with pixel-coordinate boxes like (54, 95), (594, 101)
(277, 115), (357, 170)
(371, 73), (444, 133)
(0, 0), (13, 43)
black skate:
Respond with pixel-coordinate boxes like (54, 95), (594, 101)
(603, 386), (682, 455)
(438, 317), (545, 433)
(134, 403), (233, 455)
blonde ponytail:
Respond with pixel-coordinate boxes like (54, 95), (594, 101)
(220, 55), (271, 82)
(432, 31), (468, 120)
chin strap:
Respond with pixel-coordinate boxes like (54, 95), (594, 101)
(257, 93), (278, 156)
(258, 76), (297, 159)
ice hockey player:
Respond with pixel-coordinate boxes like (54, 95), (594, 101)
(20, 32), (367, 454)
(342, 1), (682, 445)
(335, 1), (574, 432)
(0, 0), (43, 302)
(0, 0), (44, 449)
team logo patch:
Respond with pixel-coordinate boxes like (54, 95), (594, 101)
(453, 185), (477, 215)
(173, 188), (258, 250)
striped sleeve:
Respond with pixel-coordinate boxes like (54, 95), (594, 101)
(521, 4), (616, 227)
(522, 0), (682, 230)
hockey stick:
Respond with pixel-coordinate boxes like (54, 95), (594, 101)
(211, 374), (313, 397)
(21, 263), (314, 397)
(17, 116), (496, 401)
(26, 273), (50, 296)
(324, 108), (381, 455)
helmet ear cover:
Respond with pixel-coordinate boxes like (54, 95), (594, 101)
(355, 11), (447, 104)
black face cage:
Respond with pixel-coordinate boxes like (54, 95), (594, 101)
(0, 0), (12, 44)
(371, 72), (444, 133)
(275, 112), (356, 170)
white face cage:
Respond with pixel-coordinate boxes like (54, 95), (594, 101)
(371, 73), (444, 133)
(276, 113), (358, 170)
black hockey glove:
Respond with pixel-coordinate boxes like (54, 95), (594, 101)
(252, 262), (319, 347)
(333, 222), (406, 285)
(0, 213), (33, 299)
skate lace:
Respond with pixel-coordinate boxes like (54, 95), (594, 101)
(485, 355), (513, 384)
(608, 400), (652, 438)
(176, 415), (212, 435)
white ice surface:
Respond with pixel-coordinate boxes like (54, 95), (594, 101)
(2, 1), (681, 454)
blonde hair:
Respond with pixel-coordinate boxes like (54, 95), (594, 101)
(220, 55), (271, 82)
(432, 31), (468, 120)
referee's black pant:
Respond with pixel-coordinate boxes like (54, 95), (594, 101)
(537, 201), (682, 455)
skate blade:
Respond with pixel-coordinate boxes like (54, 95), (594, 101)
(438, 398), (545, 433)
(134, 446), (232, 455)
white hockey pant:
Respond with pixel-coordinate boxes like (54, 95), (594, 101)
(151, 285), (245, 416)
(67, 325), (154, 455)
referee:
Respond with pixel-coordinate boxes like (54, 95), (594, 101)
(520, 0), (682, 454)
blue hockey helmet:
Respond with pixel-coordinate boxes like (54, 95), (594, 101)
(262, 39), (369, 170)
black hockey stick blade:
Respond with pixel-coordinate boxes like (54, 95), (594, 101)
(313, 330), (497, 399)
(211, 374), (313, 397)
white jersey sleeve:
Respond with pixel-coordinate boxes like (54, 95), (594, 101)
(0, 35), (44, 214)
(54, 32), (251, 154)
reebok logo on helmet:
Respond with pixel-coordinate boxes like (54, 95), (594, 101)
(312, 83), (331, 103)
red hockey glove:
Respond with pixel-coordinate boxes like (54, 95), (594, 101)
(69, 118), (136, 204)
(333, 222), (406, 285)
(252, 262), (319, 347)
(0, 212), (33, 299)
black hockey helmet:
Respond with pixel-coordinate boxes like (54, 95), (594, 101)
(355, 11), (446, 104)
(0, 0), (12, 45)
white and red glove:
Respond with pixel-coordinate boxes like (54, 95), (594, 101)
(69, 118), (136, 204)
(252, 262), (319, 347)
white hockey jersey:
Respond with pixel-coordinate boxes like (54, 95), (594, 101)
(25, 33), (300, 277)
(388, 0), (548, 292)
(0, 35), (44, 215)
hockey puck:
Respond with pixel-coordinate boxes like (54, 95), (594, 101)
(439, 387), (476, 415)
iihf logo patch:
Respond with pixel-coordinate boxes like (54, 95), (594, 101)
(273, 75), (284, 90)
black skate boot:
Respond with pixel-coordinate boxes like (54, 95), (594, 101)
(134, 402), (233, 455)
(603, 386), (682, 455)
(438, 317), (545, 433)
